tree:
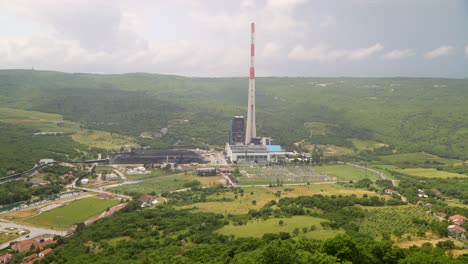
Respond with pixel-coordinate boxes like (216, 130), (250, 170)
(436, 240), (455, 250)
(293, 227), (300, 236)
(252, 200), (257, 205)
(278, 220), (284, 227)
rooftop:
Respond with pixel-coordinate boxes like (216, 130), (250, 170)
(229, 144), (269, 153)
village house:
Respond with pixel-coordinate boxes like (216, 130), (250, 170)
(447, 224), (466, 240)
(105, 173), (119, 181)
(435, 212), (447, 220)
(449, 214), (467, 226)
(0, 253), (13, 264)
(22, 253), (38, 264)
(383, 189), (395, 195)
(35, 239), (56, 250)
(139, 195), (158, 208)
(12, 239), (34, 253)
(39, 248), (53, 257)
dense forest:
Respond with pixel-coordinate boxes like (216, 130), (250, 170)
(1, 70), (467, 159)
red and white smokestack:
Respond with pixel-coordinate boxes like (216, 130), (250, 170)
(250, 22), (255, 80)
(245, 22), (256, 144)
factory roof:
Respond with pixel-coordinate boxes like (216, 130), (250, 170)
(266, 145), (282, 152)
(229, 144), (269, 153)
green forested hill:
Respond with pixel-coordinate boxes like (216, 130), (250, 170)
(1, 69), (467, 159)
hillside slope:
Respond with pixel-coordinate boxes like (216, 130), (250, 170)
(1, 70), (467, 159)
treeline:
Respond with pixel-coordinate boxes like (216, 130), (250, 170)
(0, 180), (62, 205)
(42, 206), (468, 263)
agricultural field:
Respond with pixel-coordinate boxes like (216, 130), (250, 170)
(391, 168), (465, 179)
(355, 205), (435, 241)
(218, 215), (342, 240)
(183, 185), (383, 215)
(24, 197), (119, 229)
(313, 164), (382, 181)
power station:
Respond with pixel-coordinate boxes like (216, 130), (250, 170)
(226, 22), (283, 164)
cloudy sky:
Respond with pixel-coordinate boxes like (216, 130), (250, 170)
(1, 0), (467, 78)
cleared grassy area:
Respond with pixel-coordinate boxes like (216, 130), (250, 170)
(0, 233), (21, 244)
(0, 107), (138, 149)
(218, 215), (342, 240)
(379, 152), (458, 165)
(111, 172), (223, 195)
(392, 168), (465, 179)
(352, 139), (387, 151)
(24, 197), (119, 229)
(0, 107), (79, 132)
(313, 164), (381, 181)
(71, 130), (138, 150)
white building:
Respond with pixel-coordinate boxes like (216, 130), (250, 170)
(225, 144), (271, 164)
(39, 159), (55, 165)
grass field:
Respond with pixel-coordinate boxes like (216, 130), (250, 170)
(0, 233), (21, 244)
(391, 168), (465, 179)
(111, 172), (224, 195)
(352, 139), (387, 151)
(379, 152), (458, 165)
(313, 164), (381, 181)
(71, 130), (138, 150)
(218, 215), (342, 240)
(24, 197), (119, 229)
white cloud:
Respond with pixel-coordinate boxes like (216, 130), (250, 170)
(382, 49), (415, 60)
(319, 16), (334, 27)
(262, 42), (281, 57)
(424, 45), (453, 59)
(288, 43), (383, 62)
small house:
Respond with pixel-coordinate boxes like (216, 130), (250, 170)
(449, 214), (467, 226)
(105, 173), (119, 181)
(0, 253), (13, 264)
(12, 239), (34, 253)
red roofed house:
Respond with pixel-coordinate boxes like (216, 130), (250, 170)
(449, 214), (467, 226)
(39, 248), (53, 257)
(448, 224), (466, 240)
(35, 239), (56, 250)
(384, 189), (395, 195)
(0, 253), (13, 264)
(22, 253), (38, 264)
(12, 239), (34, 253)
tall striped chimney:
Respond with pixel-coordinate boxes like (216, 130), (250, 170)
(245, 22), (256, 144)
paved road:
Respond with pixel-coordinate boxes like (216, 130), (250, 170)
(0, 221), (68, 250)
(75, 187), (132, 200)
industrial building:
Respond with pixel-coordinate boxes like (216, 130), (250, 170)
(225, 22), (283, 164)
(229, 116), (245, 145)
